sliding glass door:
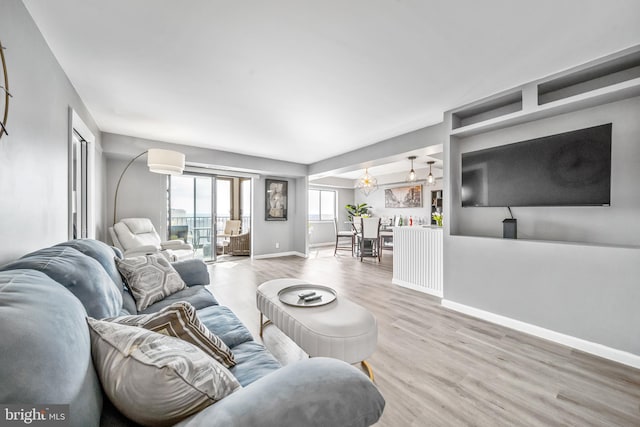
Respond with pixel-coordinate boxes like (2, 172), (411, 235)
(169, 175), (216, 262)
(169, 174), (252, 260)
(216, 178), (232, 236)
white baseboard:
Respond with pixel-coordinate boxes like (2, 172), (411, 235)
(392, 278), (443, 298)
(441, 299), (640, 370)
(309, 242), (334, 248)
(253, 251), (307, 260)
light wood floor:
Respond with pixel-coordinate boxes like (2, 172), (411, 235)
(207, 247), (640, 426)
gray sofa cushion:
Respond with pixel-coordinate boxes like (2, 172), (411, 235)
(140, 285), (218, 314)
(120, 289), (138, 315)
(171, 258), (210, 286)
(229, 341), (281, 387)
(56, 239), (123, 290)
(0, 246), (122, 318)
(196, 305), (253, 349)
(0, 270), (102, 427)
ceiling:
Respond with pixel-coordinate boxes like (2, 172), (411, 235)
(23, 0), (640, 164)
(326, 154), (442, 181)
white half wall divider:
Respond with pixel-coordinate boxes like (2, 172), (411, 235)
(392, 226), (443, 297)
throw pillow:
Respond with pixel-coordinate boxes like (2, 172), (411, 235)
(115, 254), (186, 311)
(87, 318), (241, 427)
(107, 301), (236, 368)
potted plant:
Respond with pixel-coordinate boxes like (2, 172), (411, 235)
(345, 203), (370, 221)
(432, 212), (443, 227)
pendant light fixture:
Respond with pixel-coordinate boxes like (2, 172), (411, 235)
(357, 168), (378, 196)
(426, 161), (436, 186)
(406, 156), (417, 182)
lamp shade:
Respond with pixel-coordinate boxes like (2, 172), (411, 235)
(147, 148), (185, 175)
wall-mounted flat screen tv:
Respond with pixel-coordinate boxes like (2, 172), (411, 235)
(461, 123), (612, 207)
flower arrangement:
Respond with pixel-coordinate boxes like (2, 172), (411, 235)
(432, 212), (443, 226)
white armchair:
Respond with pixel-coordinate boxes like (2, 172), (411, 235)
(109, 218), (194, 261)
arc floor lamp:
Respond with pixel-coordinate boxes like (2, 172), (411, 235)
(112, 148), (185, 225)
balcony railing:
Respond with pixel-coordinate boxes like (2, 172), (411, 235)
(169, 216), (251, 249)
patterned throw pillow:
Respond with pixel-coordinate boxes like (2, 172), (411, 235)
(107, 301), (236, 368)
(115, 254), (186, 311)
(87, 318), (241, 427)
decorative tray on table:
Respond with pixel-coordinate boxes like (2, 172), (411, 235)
(277, 284), (337, 307)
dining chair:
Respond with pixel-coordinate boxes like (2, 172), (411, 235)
(358, 217), (381, 262)
(334, 218), (355, 256)
(351, 216), (362, 256)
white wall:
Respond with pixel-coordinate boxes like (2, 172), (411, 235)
(292, 177), (308, 254)
(0, 0), (102, 264)
(444, 96), (640, 356)
(252, 176), (307, 256)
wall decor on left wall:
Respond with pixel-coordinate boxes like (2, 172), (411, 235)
(0, 39), (11, 140)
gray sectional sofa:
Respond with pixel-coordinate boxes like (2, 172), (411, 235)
(0, 239), (385, 427)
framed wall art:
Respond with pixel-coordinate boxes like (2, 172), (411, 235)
(265, 179), (288, 221)
(384, 185), (422, 208)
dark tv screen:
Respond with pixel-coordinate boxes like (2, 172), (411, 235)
(461, 124), (612, 207)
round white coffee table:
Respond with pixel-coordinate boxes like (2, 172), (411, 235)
(256, 278), (378, 380)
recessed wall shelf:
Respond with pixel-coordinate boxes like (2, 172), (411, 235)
(538, 50), (640, 105)
(451, 77), (640, 138)
(451, 91), (522, 130)
(449, 46), (640, 139)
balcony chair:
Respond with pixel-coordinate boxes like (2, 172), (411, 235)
(109, 218), (194, 261)
(228, 232), (251, 256)
(216, 220), (241, 254)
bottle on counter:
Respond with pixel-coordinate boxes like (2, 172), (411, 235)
(409, 216), (413, 226)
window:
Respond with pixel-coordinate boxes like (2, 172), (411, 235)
(308, 189), (336, 221)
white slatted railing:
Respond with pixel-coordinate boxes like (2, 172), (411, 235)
(392, 227), (443, 297)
